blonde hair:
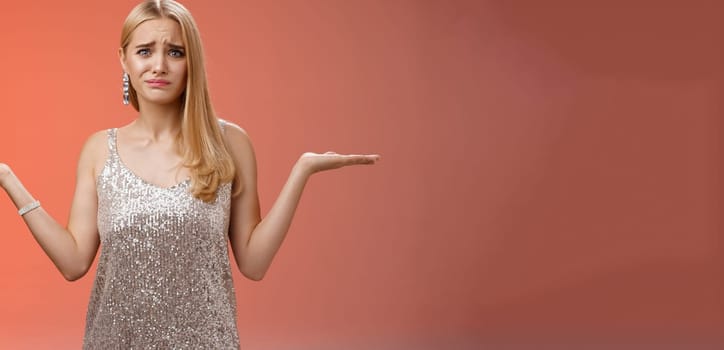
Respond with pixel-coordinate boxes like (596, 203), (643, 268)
(120, 0), (236, 202)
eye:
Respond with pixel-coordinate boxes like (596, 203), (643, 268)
(169, 49), (185, 58)
(136, 48), (151, 56)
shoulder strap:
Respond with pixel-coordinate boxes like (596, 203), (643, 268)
(107, 128), (118, 157)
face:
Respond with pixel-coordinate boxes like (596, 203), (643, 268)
(120, 18), (187, 107)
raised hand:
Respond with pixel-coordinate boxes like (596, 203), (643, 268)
(296, 151), (380, 175)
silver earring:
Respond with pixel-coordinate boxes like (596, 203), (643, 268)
(122, 73), (130, 105)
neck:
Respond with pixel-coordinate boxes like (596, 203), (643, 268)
(134, 100), (183, 141)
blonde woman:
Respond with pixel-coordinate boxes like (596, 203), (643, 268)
(0, 0), (378, 348)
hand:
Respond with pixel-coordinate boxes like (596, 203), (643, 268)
(296, 152), (380, 175)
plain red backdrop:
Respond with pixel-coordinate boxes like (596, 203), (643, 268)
(0, 0), (721, 349)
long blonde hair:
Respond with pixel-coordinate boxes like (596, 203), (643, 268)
(120, 0), (236, 202)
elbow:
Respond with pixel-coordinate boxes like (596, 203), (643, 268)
(61, 264), (91, 282)
(247, 275), (264, 282)
(240, 267), (266, 282)
(62, 271), (84, 282)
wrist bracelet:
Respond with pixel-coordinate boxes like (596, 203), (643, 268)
(18, 200), (41, 216)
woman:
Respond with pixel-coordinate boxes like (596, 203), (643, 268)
(0, 0), (379, 348)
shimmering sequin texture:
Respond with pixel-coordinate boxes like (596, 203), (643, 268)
(83, 128), (239, 349)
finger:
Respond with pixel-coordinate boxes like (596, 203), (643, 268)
(344, 154), (379, 165)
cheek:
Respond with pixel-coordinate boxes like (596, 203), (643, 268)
(126, 59), (147, 77)
(177, 62), (188, 80)
(176, 63), (188, 88)
(172, 62), (188, 91)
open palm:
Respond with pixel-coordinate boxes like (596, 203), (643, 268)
(298, 152), (380, 174)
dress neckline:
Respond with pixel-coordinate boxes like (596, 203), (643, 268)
(111, 128), (191, 191)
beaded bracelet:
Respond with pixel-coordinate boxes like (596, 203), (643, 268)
(18, 200), (41, 216)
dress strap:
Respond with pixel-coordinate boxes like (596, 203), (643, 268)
(218, 118), (227, 132)
(106, 128), (119, 158)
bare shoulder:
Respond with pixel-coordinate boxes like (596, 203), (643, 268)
(84, 129), (109, 146)
(220, 120), (257, 190)
(221, 120), (255, 154)
(78, 129), (110, 178)
(81, 130), (109, 158)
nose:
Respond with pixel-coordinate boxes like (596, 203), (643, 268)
(151, 53), (168, 75)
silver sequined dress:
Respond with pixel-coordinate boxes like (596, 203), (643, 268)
(83, 127), (240, 349)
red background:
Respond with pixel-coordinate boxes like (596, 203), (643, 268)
(0, 0), (721, 348)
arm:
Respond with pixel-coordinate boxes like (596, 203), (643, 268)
(0, 131), (105, 281)
(223, 123), (379, 281)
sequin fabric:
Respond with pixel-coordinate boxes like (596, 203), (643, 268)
(83, 127), (239, 349)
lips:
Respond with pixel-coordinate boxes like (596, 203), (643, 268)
(145, 79), (170, 87)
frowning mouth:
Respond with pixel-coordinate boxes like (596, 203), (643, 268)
(145, 79), (171, 87)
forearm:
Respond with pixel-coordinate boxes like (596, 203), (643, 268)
(1, 172), (86, 280)
(229, 149), (378, 280)
(243, 163), (310, 279)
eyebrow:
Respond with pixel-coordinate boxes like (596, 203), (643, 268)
(134, 41), (185, 50)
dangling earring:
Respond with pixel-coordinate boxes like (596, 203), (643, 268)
(122, 72), (130, 105)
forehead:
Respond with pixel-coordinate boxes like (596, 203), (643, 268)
(129, 17), (183, 45)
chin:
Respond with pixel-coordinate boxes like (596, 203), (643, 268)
(139, 94), (185, 106)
